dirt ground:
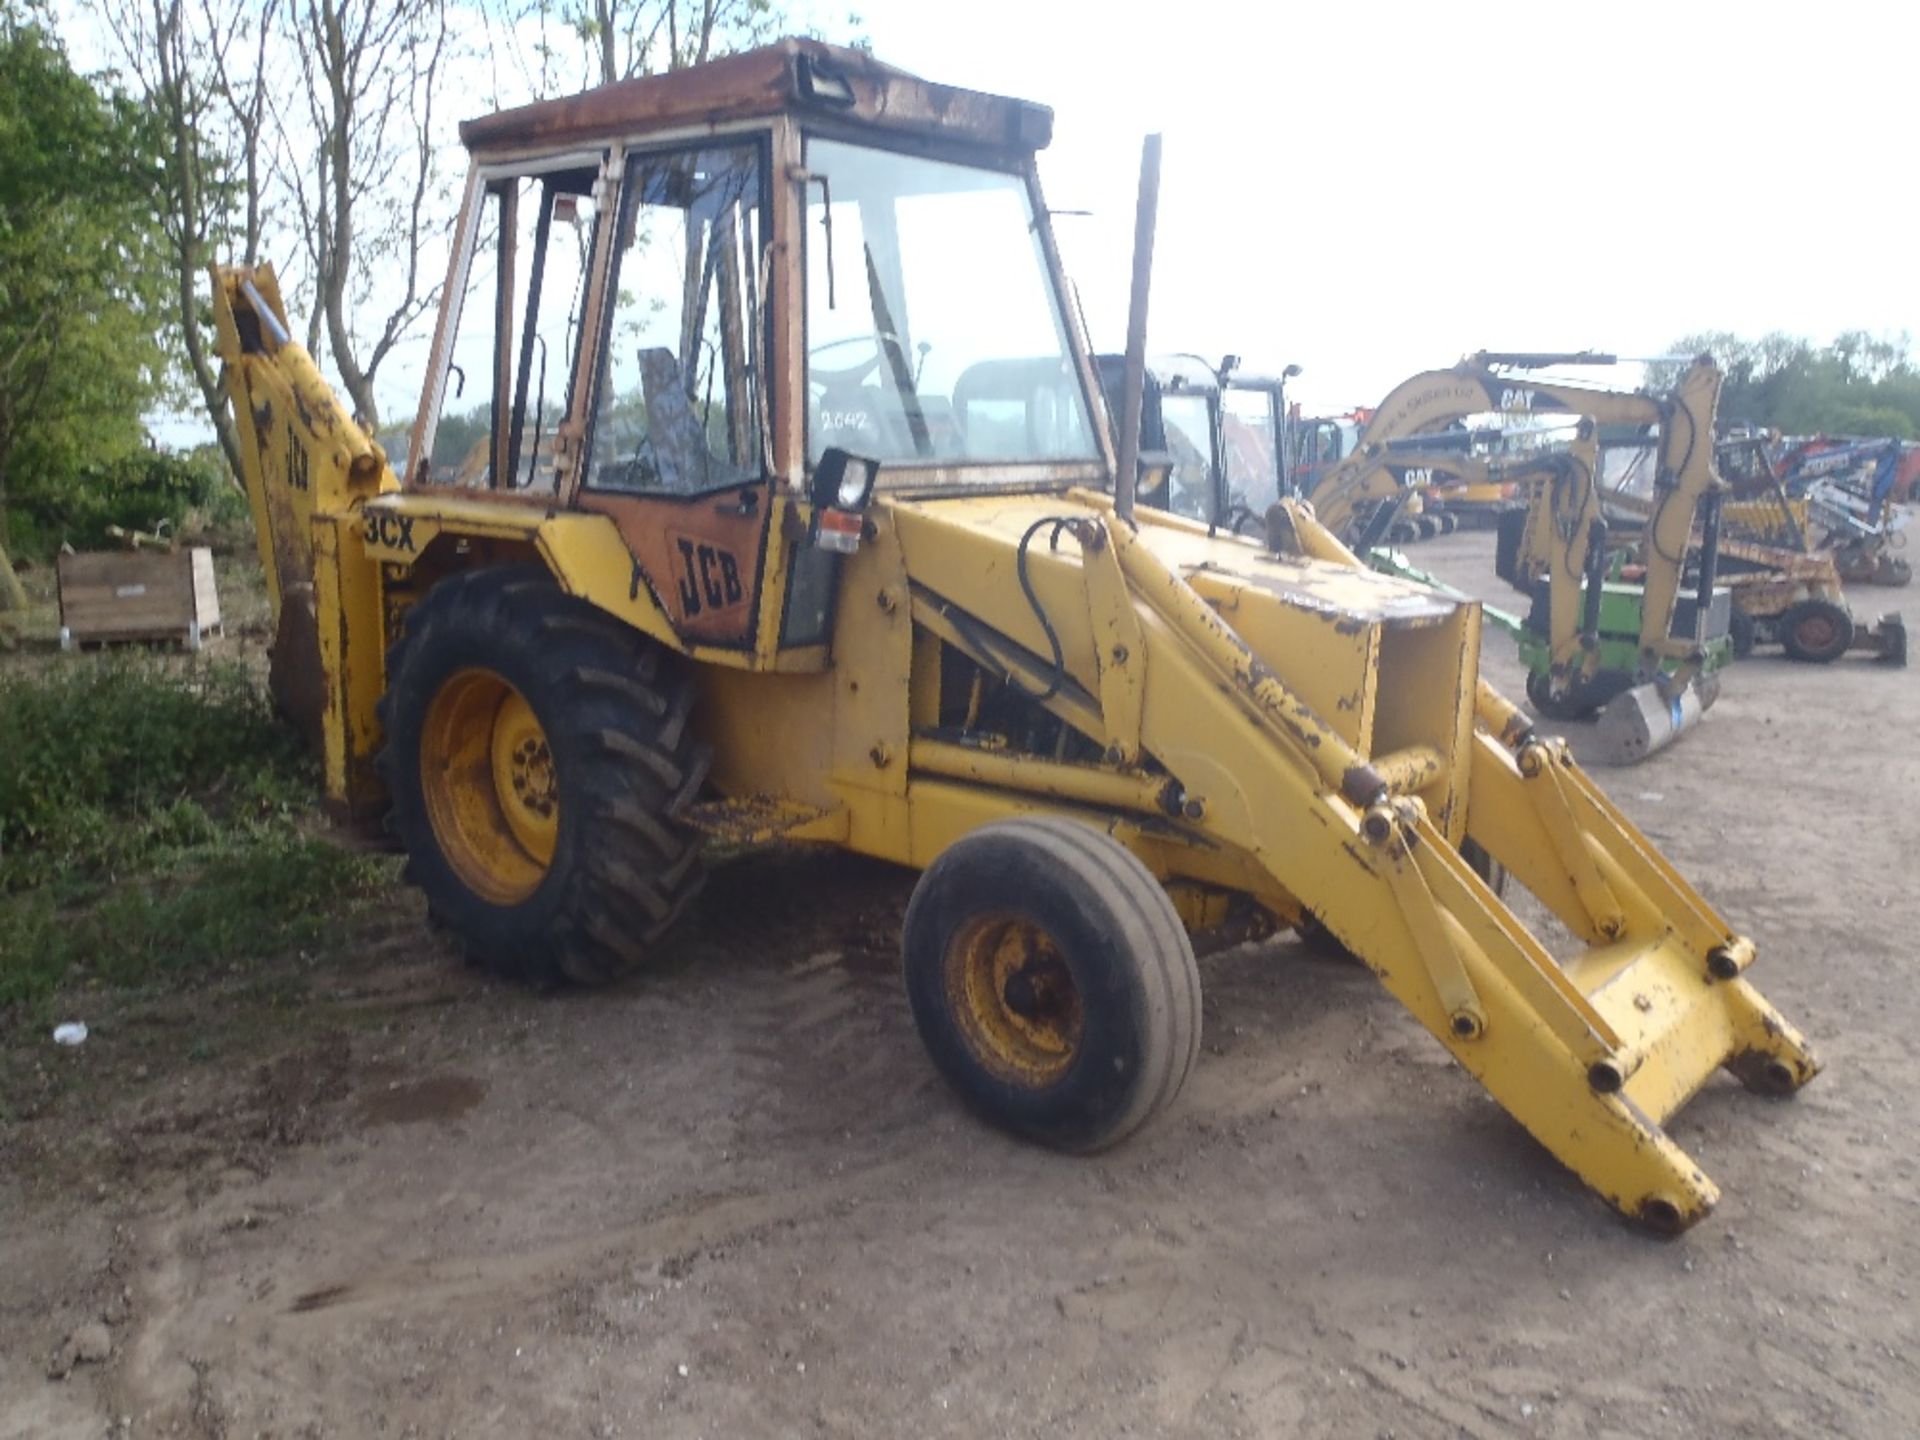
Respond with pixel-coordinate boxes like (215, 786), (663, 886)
(4, 529), (1918, 1438)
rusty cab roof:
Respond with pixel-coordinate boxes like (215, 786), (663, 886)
(459, 38), (1055, 160)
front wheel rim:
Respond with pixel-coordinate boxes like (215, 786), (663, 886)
(420, 668), (557, 905)
(944, 914), (1084, 1088)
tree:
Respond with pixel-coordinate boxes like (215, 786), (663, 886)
(1654, 332), (1920, 440)
(0, 10), (172, 560)
(274, 0), (453, 428)
(97, 0), (854, 466)
(486, 0), (780, 99)
(103, 0), (277, 485)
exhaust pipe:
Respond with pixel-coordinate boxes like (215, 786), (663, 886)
(1112, 133), (1162, 525)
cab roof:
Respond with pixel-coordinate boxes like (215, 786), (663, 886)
(459, 38), (1054, 159)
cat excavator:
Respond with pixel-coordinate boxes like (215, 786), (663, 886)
(211, 40), (1817, 1232)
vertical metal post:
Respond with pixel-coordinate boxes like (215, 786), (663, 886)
(1693, 489), (1723, 646)
(1113, 133), (1162, 525)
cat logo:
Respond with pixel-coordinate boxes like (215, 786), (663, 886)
(673, 537), (745, 618)
(1499, 387), (1537, 414)
(1398, 466), (1434, 488)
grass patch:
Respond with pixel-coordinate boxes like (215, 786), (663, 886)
(0, 656), (396, 1018)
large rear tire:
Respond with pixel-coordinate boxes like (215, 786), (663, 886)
(903, 817), (1201, 1153)
(377, 566), (709, 987)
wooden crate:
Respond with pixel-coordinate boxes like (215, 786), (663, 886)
(57, 547), (223, 650)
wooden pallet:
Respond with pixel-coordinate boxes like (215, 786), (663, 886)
(57, 548), (223, 650)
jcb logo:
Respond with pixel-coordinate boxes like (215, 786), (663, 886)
(674, 538), (744, 617)
(362, 510), (417, 553)
(284, 425), (310, 492)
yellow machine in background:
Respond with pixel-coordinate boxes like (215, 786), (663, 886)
(1304, 356), (1736, 756)
(1605, 437), (1907, 666)
(213, 40), (1817, 1231)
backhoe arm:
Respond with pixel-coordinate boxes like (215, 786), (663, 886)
(209, 264), (398, 813)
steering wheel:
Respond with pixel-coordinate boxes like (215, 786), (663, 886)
(809, 332), (903, 387)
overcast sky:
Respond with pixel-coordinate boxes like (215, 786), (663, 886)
(847, 0), (1918, 411)
(109, 0), (1918, 436)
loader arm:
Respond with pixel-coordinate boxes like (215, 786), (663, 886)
(879, 491), (1815, 1231)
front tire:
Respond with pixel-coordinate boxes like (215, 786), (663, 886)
(903, 818), (1201, 1153)
(377, 567), (709, 987)
(1778, 599), (1854, 664)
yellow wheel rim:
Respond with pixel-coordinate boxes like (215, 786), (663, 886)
(944, 914), (1083, 1087)
(420, 668), (557, 905)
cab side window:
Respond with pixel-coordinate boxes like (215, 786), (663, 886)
(586, 143), (764, 495)
(429, 166), (600, 490)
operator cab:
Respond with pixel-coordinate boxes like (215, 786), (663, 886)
(1095, 354), (1222, 523)
(407, 40), (1110, 656)
(1096, 355), (1294, 534)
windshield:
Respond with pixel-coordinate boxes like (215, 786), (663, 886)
(803, 138), (1097, 471)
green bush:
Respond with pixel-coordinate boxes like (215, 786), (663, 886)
(0, 656), (308, 887)
(0, 657), (397, 1017)
(9, 451), (241, 558)
(1, 835), (391, 1011)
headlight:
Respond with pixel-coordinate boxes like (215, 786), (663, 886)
(810, 447), (879, 512)
(838, 455), (877, 509)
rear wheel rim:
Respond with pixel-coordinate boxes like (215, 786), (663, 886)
(945, 914), (1084, 1088)
(420, 667), (556, 905)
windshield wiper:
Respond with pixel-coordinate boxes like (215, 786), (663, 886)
(864, 245), (932, 458)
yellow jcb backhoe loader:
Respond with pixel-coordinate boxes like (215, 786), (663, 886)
(212, 40), (1816, 1232)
